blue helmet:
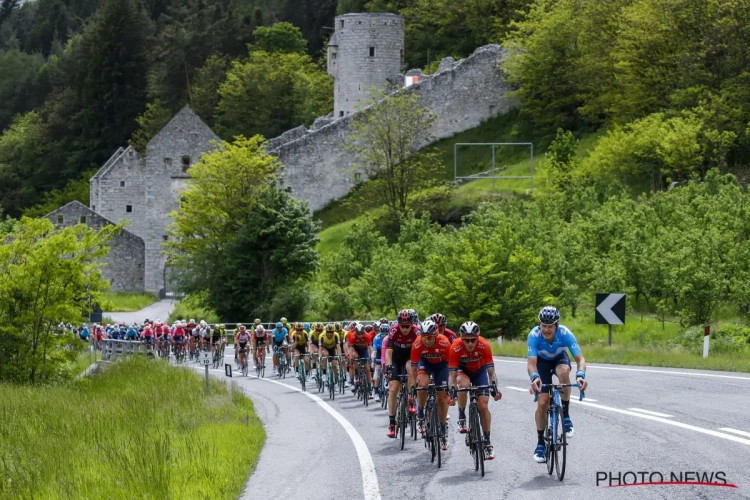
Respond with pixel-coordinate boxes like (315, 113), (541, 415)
(379, 323), (390, 334)
(303, 323), (310, 332)
(276, 322), (283, 329)
(538, 306), (560, 325)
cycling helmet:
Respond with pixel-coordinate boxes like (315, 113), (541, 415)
(334, 322), (342, 331)
(254, 318), (261, 325)
(379, 323), (390, 334)
(255, 325), (265, 333)
(398, 309), (412, 326)
(280, 317), (288, 324)
(238, 324), (246, 331)
(538, 306), (560, 325)
(325, 323), (334, 333)
(408, 309), (419, 324)
(219, 324), (225, 329)
(314, 322), (324, 331)
(276, 322), (283, 328)
(199, 320), (207, 327)
(379, 317), (388, 325)
(364, 324), (374, 334)
(421, 319), (438, 336)
(431, 313), (447, 327)
(354, 323), (365, 334)
(459, 321), (480, 337)
(294, 323), (304, 331)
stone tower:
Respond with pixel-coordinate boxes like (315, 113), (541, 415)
(327, 13), (404, 118)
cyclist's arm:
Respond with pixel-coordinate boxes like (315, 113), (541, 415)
(487, 366), (499, 386)
(527, 356), (539, 379)
(385, 348), (393, 366)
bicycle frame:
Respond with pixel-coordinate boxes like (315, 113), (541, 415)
(534, 383), (584, 480)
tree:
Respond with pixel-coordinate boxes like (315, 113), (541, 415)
(129, 99), (173, 154)
(346, 87), (443, 220)
(546, 128), (577, 188)
(190, 53), (228, 127)
(75, 0), (152, 171)
(209, 185), (319, 319)
(166, 135), (280, 295)
(0, 217), (116, 384)
(252, 22), (307, 54)
(215, 48), (332, 140)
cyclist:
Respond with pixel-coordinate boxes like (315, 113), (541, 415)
(430, 313), (457, 343)
(172, 321), (185, 357)
(448, 321), (501, 460)
(372, 323), (389, 402)
(236, 325), (251, 370)
(318, 323), (341, 385)
(125, 322), (139, 341)
(142, 322), (155, 346)
(528, 306), (588, 463)
(347, 323), (374, 397)
(308, 322), (322, 378)
(412, 319), (452, 450)
(210, 324), (222, 354)
(280, 317), (291, 332)
(291, 323), (311, 378)
(384, 309), (420, 438)
(271, 322), (290, 374)
(252, 325), (268, 368)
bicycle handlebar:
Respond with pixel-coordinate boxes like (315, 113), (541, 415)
(532, 383), (585, 402)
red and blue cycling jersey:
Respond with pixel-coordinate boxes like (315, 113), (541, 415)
(386, 324), (419, 349)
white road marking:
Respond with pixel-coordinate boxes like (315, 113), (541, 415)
(198, 361), (381, 500)
(573, 400), (750, 447)
(493, 357), (750, 381)
(505, 386), (528, 392)
(718, 428), (750, 439)
(627, 408), (673, 418)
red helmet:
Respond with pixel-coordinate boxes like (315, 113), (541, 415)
(431, 313), (446, 327)
(398, 309), (412, 326)
(364, 325), (374, 333)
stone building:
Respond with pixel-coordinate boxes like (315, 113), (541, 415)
(327, 13), (405, 118)
(44, 201), (145, 292)
(270, 44), (516, 212)
(47, 107), (219, 294)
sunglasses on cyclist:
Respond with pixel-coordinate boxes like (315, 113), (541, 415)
(462, 337), (478, 343)
(399, 323), (411, 328)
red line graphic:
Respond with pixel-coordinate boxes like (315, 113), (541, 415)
(607, 482), (738, 489)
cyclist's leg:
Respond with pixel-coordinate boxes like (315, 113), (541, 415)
(535, 357), (555, 432)
(468, 367), (492, 436)
(555, 352), (573, 400)
(361, 349), (372, 385)
(348, 350), (358, 382)
(433, 361), (450, 426)
(456, 370), (471, 419)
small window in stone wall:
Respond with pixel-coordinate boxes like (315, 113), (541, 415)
(92, 205), (96, 211)
(80, 216), (86, 224)
(339, 111), (344, 117)
(181, 156), (191, 172)
(126, 205), (132, 213)
(57, 215), (63, 224)
(164, 157), (173, 167)
(489, 104), (496, 114)
(340, 19), (344, 28)
(369, 47), (376, 57)
(120, 181), (125, 187)
(163, 235), (168, 241)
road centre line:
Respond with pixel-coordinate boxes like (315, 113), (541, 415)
(627, 408), (673, 418)
(571, 400), (750, 447)
(719, 428), (750, 439)
(203, 362), (381, 500)
(493, 358), (750, 381)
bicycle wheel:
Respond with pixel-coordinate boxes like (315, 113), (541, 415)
(546, 415), (555, 476)
(429, 406), (437, 463)
(471, 406), (484, 474)
(329, 370), (335, 400)
(555, 409), (567, 481)
(363, 377), (369, 407)
(399, 393), (407, 450)
(299, 362), (306, 392)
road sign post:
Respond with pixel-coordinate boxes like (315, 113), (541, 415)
(595, 293), (626, 346)
(200, 351), (211, 396)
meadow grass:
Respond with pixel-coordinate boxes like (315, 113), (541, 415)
(101, 291), (159, 312)
(168, 299), (221, 324)
(0, 357), (264, 499)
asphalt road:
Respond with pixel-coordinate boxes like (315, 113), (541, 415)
(191, 349), (750, 500)
(105, 299), (175, 325)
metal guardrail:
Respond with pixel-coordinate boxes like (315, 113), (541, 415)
(100, 339), (151, 361)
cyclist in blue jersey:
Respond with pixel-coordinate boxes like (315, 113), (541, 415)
(372, 323), (389, 402)
(271, 322), (290, 374)
(527, 306), (588, 463)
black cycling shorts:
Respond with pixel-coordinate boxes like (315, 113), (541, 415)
(390, 345), (412, 378)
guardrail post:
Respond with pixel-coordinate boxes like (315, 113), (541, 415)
(496, 328), (502, 347)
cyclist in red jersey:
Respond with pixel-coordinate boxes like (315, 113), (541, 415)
(346, 323), (374, 397)
(430, 313), (456, 343)
(385, 309), (420, 438)
(448, 321), (502, 460)
(411, 319), (452, 450)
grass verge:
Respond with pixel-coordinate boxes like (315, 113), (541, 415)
(101, 291), (159, 312)
(0, 357), (264, 499)
(492, 340), (750, 373)
(168, 298), (221, 324)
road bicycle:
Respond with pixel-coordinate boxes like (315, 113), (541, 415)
(275, 345), (289, 379)
(393, 373), (417, 450)
(325, 356), (337, 400)
(255, 344), (266, 378)
(534, 384), (584, 481)
(338, 356), (347, 395)
(296, 353), (311, 392)
(457, 385), (490, 476)
(313, 353), (324, 393)
(353, 358), (371, 406)
(238, 346), (249, 377)
(416, 381), (446, 468)
(212, 343), (224, 369)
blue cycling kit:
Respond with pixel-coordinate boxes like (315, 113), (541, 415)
(526, 325), (582, 360)
(272, 327), (288, 343)
(373, 334), (385, 361)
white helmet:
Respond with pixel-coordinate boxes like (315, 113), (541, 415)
(255, 325), (265, 333)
